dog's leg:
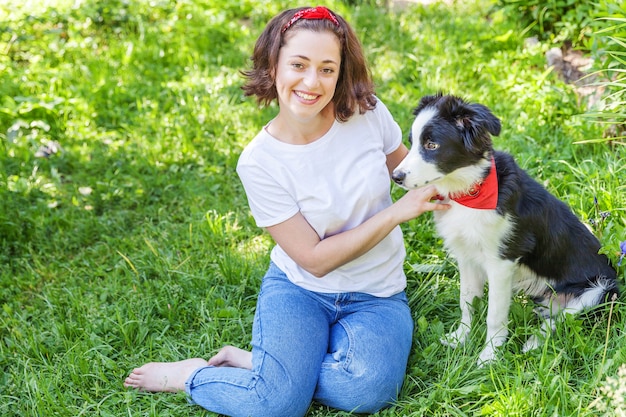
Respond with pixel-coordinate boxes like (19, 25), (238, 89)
(477, 260), (515, 365)
(522, 316), (555, 353)
(522, 285), (607, 353)
(441, 260), (485, 348)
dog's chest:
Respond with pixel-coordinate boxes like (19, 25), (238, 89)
(434, 204), (512, 260)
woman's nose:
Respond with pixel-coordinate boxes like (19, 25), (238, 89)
(303, 69), (320, 88)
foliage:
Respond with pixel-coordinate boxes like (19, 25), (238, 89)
(581, 2), (626, 145)
(494, 0), (597, 44)
(0, 0), (625, 416)
(492, 0), (626, 145)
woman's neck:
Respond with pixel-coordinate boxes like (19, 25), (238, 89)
(267, 105), (336, 145)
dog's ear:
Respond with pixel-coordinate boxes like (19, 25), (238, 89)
(472, 103), (501, 136)
(456, 103), (501, 137)
(455, 102), (501, 154)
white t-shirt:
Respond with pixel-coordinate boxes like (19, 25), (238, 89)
(236, 99), (406, 297)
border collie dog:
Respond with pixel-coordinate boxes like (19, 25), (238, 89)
(392, 93), (618, 364)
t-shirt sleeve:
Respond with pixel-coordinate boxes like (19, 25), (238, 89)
(236, 155), (299, 228)
(374, 98), (403, 155)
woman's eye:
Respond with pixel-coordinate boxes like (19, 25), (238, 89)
(424, 140), (439, 150)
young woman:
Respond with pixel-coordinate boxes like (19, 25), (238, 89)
(124, 6), (449, 416)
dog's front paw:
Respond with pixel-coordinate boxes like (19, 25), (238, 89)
(522, 335), (541, 353)
(441, 325), (470, 348)
(477, 346), (497, 366)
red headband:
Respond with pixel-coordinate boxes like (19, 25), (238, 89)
(281, 6), (340, 33)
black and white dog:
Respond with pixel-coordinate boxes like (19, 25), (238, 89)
(392, 93), (618, 364)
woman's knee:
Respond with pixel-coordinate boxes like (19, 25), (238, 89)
(256, 384), (315, 417)
(314, 302), (412, 412)
(319, 376), (404, 413)
(314, 358), (407, 413)
(204, 383), (314, 417)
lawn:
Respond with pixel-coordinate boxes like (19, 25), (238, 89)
(1, 0), (625, 416)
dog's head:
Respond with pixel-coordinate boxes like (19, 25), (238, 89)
(392, 93), (501, 191)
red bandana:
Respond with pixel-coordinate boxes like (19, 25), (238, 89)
(447, 157), (498, 210)
(281, 6), (340, 33)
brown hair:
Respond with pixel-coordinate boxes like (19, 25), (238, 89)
(241, 7), (376, 122)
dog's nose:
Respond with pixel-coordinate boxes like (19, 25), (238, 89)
(392, 170), (406, 185)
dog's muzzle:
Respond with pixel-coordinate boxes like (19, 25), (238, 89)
(391, 170), (406, 186)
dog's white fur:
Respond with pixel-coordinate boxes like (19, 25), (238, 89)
(393, 94), (618, 365)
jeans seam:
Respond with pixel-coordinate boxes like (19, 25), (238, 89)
(320, 318), (355, 372)
(339, 319), (355, 372)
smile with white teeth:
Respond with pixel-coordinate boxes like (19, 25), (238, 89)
(295, 91), (318, 101)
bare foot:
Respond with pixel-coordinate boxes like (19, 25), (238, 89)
(208, 345), (252, 370)
(124, 358), (209, 392)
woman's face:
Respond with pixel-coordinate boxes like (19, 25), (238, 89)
(274, 29), (341, 123)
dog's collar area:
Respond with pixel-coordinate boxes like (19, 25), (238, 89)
(439, 157), (498, 210)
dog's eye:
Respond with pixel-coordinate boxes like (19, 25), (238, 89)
(424, 140), (439, 150)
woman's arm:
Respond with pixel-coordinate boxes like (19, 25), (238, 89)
(386, 143), (409, 175)
(266, 184), (448, 277)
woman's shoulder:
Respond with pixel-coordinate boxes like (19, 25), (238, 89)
(349, 96), (391, 122)
(369, 96), (393, 116)
(238, 127), (272, 166)
(346, 96), (395, 128)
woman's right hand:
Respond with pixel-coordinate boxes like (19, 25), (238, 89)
(391, 185), (450, 224)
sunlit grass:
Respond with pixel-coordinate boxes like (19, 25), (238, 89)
(0, 0), (76, 20)
(1, 0), (625, 416)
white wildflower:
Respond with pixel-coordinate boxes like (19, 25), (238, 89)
(591, 364), (626, 416)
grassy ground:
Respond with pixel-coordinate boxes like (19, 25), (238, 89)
(1, 0), (625, 416)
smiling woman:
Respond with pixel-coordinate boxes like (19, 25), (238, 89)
(124, 5), (448, 417)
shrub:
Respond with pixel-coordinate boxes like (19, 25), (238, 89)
(582, 3), (626, 145)
(495, 0), (598, 44)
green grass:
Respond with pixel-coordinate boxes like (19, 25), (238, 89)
(1, 0), (625, 416)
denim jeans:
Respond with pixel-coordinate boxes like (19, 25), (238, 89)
(185, 262), (413, 417)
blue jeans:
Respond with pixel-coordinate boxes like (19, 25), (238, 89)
(185, 262), (413, 417)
